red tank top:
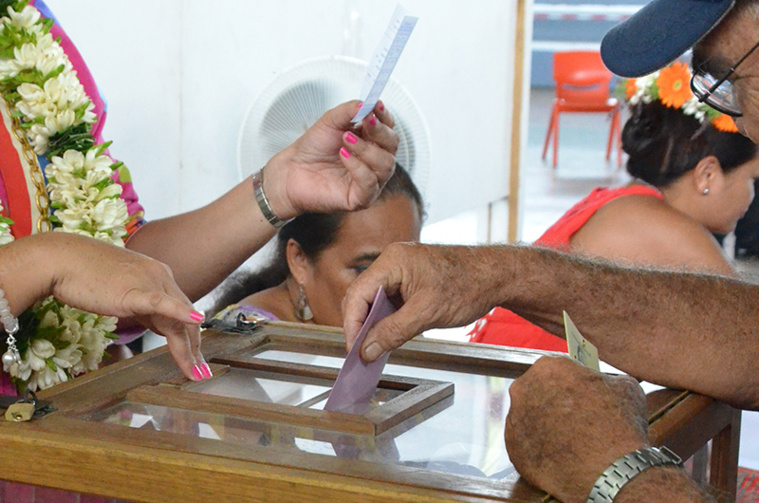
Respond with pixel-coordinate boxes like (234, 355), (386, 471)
(469, 185), (664, 351)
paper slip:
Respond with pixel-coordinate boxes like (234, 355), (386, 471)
(352, 4), (418, 124)
(564, 311), (600, 372)
(324, 287), (396, 415)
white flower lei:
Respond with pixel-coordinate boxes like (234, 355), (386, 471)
(0, 1), (129, 392)
(0, 200), (13, 245)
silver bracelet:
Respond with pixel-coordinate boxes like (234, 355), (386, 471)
(252, 168), (292, 229)
(0, 286), (21, 368)
(587, 446), (683, 503)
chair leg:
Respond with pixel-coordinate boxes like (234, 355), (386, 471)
(542, 105), (557, 161)
(606, 109), (616, 161)
(606, 109), (623, 167)
(616, 115), (623, 167)
(552, 111), (559, 168)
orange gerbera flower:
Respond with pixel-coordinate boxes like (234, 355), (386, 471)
(713, 113), (739, 133)
(625, 78), (637, 100)
(656, 62), (693, 109)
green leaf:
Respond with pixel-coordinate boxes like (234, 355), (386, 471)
(46, 123), (95, 159)
(52, 339), (71, 351)
(45, 358), (58, 372)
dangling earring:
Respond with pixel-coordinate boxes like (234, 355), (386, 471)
(703, 188), (710, 195)
(294, 284), (313, 321)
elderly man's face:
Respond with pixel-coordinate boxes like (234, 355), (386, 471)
(693, 9), (759, 143)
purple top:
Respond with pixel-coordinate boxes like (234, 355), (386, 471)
(213, 304), (280, 324)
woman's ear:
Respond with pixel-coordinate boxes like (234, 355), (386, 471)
(693, 155), (722, 194)
(286, 239), (311, 285)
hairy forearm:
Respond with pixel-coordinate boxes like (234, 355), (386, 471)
(615, 467), (715, 503)
(494, 245), (759, 409)
(126, 176), (276, 301)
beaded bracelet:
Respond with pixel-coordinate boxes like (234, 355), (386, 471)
(0, 287), (21, 368)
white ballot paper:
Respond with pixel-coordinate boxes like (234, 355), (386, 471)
(352, 4), (418, 124)
(564, 311), (600, 372)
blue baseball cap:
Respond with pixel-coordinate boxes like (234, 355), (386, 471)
(601, 0), (736, 77)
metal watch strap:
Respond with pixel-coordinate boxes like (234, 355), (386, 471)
(252, 168), (291, 229)
(587, 446), (683, 503)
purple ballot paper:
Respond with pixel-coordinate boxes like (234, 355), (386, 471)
(325, 287), (396, 415)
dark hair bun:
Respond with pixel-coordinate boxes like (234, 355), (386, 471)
(622, 102), (756, 187)
(622, 103), (670, 185)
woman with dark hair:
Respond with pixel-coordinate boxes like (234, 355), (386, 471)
(470, 62), (759, 350)
(213, 164), (424, 326)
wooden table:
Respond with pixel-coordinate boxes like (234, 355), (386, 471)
(0, 322), (741, 502)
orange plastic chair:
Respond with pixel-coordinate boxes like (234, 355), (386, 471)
(542, 51), (622, 168)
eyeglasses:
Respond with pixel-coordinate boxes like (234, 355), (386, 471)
(690, 39), (759, 117)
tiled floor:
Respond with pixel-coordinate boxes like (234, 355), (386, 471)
(423, 87), (759, 470)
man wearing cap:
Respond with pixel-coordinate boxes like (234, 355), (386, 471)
(603, 0), (759, 143)
(340, 1), (759, 500)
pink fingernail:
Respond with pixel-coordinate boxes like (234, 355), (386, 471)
(378, 101), (385, 112)
(192, 365), (203, 381)
(369, 115), (377, 127)
(201, 363), (213, 379)
(340, 147), (351, 159)
(356, 101), (364, 110)
(189, 311), (203, 322)
(345, 132), (358, 144)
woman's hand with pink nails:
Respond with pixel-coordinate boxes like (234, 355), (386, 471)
(6, 233), (209, 382)
(259, 100), (399, 220)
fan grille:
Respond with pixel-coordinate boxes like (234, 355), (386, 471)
(238, 55), (430, 196)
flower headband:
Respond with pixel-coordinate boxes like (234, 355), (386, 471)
(621, 61), (738, 133)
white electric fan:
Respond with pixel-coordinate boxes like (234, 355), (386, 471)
(237, 55), (431, 197)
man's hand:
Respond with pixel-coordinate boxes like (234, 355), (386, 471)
(505, 356), (649, 503)
(263, 100), (399, 219)
(342, 243), (504, 361)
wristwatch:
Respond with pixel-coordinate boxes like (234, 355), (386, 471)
(252, 168), (292, 229)
(587, 446), (683, 503)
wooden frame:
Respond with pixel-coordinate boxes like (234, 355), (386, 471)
(507, 0), (527, 243)
(128, 354), (453, 436)
(0, 322), (742, 502)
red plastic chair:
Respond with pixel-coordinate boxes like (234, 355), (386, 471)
(542, 51), (622, 168)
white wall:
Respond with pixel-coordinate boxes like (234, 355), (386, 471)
(48, 0), (519, 225)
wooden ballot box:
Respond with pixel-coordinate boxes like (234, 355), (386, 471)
(0, 322), (741, 502)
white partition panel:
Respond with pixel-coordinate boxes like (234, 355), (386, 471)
(46, 0), (519, 224)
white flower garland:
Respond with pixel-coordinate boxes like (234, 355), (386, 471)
(0, 200), (14, 246)
(0, 2), (128, 391)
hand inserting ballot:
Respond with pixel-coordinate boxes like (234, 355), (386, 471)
(343, 243), (507, 361)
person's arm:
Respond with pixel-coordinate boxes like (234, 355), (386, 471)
(505, 356), (713, 503)
(127, 101), (398, 301)
(0, 233), (206, 381)
(342, 242), (759, 409)
(569, 194), (736, 277)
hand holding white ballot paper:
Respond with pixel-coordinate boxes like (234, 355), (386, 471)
(563, 311), (665, 393)
(324, 287), (396, 415)
(352, 4), (418, 124)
